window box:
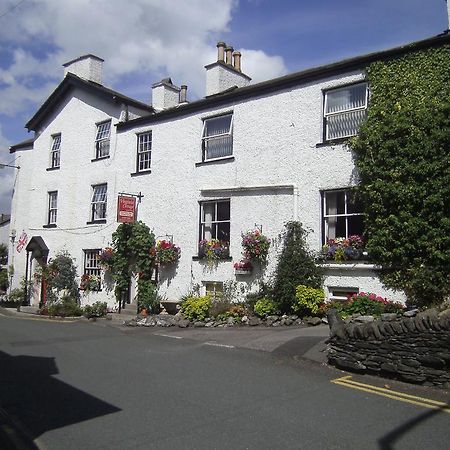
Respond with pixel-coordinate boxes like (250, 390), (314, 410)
(235, 268), (252, 275)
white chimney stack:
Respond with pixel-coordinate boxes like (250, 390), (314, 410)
(63, 54), (104, 84)
(151, 78), (180, 111)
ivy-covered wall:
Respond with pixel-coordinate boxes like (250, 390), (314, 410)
(350, 44), (450, 307)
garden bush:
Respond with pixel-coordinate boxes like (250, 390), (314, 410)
(181, 295), (211, 321)
(253, 297), (279, 318)
(47, 297), (83, 317)
(7, 288), (24, 304)
(292, 285), (325, 317)
(83, 301), (108, 318)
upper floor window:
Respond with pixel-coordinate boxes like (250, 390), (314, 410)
(137, 132), (152, 172)
(324, 83), (368, 141)
(322, 189), (363, 244)
(47, 191), (58, 225)
(91, 184), (107, 222)
(95, 120), (111, 159)
(201, 113), (233, 161)
(50, 134), (61, 168)
(200, 199), (230, 243)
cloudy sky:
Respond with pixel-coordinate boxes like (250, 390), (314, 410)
(0, 0), (448, 213)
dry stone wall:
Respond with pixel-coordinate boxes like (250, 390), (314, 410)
(327, 308), (450, 388)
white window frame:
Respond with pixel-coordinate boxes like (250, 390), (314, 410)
(95, 120), (111, 159)
(47, 191), (58, 225)
(137, 131), (152, 172)
(91, 184), (107, 221)
(199, 199), (231, 243)
(50, 134), (61, 168)
(327, 286), (359, 302)
(324, 83), (368, 141)
(202, 281), (223, 299)
(322, 189), (363, 244)
(201, 113), (234, 161)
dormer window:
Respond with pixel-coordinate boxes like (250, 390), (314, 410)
(95, 120), (111, 159)
(201, 113), (233, 161)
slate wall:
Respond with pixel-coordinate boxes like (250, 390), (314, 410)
(327, 308), (450, 387)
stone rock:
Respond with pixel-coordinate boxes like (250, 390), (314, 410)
(295, 319), (303, 326)
(241, 315), (249, 323)
(145, 317), (157, 327)
(173, 312), (184, 322)
(403, 309), (419, 317)
(177, 319), (190, 328)
(306, 317), (322, 326)
(400, 358), (421, 368)
(284, 318), (293, 326)
(272, 321), (282, 327)
(354, 315), (375, 323)
(105, 314), (112, 320)
(417, 355), (445, 369)
(265, 315), (279, 326)
(248, 317), (260, 326)
(226, 317), (236, 326)
(193, 321), (205, 328)
(322, 317), (328, 324)
(335, 357), (366, 371)
(380, 313), (398, 322)
(124, 319), (137, 327)
(205, 321), (215, 328)
(380, 362), (397, 373)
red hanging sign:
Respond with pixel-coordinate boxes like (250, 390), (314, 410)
(117, 196), (136, 223)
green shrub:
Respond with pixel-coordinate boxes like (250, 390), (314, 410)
(137, 282), (160, 313)
(293, 285), (325, 316)
(7, 288), (24, 304)
(0, 269), (9, 293)
(253, 297), (279, 318)
(181, 295), (211, 321)
(47, 297), (83, 317)
(84, 301), (108, 318)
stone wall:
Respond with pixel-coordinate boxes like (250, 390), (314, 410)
(327, 308), (450, 388)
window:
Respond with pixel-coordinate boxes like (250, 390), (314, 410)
(201, 113), (233, 161)
(47, 191), (58, 225)
(91, 184), (107, 221)
(199, 200), (230, 243)
(322, 189), (363, 244)
(84, 250), (101, 277)
(137, 132), (152, 172)
(203, 281), (223, 299)
(95, 121), (111, 159)
(324, 83), (368, 140)
(50, 134), (61, 168)
(328, 287), (359, 302)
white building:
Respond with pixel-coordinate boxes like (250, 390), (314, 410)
(9, 35), (449, 308)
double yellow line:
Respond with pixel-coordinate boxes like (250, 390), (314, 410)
(331, 375), (450, 413)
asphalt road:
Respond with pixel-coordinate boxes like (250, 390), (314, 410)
(0, 314), (449, 450)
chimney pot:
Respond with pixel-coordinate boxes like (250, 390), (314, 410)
(217, 42), (226, 62)
(180, 85), (188, 103)
(232, 51), (242, 72)
(225, 46), (234, 65)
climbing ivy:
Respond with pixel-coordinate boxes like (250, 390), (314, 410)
(349, 44), (450, 307)
(111, 221), (156, 307)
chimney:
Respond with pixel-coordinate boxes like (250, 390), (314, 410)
(179, 85), (188, 104)
(63, 54), (104, 84)
(151, 78), (180, 111)
(233, 51), (241, 72)
(205, 42), (251, 97)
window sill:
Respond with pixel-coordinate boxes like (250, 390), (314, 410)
(43, 224), (57, 229)
(86, 220), (107, 225)
(131, 170), (151, 177)
(91, 156), (110, 162)
(192, 256), (233, 261)
(319, 262), (377, 270)
(46, 167), (60, 171)
(195, 156), (234, 167)
(316, 138), (351, 148)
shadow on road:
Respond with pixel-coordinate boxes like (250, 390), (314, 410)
(0, 350), (121, 442)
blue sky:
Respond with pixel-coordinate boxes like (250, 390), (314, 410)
(0, 0), (448, 213)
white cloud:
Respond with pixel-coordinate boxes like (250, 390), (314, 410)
(0, 126), (16, 213)
(0, 0), (287, 115)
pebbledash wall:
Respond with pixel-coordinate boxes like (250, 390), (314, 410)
(11, 36), (448, 307)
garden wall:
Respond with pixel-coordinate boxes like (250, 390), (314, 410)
(327, 308), (450, 388)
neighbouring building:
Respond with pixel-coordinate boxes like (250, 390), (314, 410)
(8, 34), (449, 308)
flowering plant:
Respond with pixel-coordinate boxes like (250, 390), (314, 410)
(155, 240), (181, 265)
(199, 239), (229, 263)
(98, 247), (114, 270)
(233, 260), (253, 270)
(80, 274), (101, 292)
(322, 235), (364, 262)
(241, 229), (270, 263)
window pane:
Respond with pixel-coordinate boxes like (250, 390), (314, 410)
(205, 136), (232, 159)
(327, 109), (366, 140)
(347, 190), (362, 214)
(325, 191), (345, 215)
(326, 84), (367, 114)
(348, 215), (364, 236)
(92, 185), (107, 202)
(217, 222), (230, 242)
(202, 203), (215, 222)
(96, 122), (111, 140)
(326, 216), (346, 239)
(216, 201), (230, 221)
(204, 115), (232, 137)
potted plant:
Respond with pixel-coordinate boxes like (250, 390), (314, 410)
(322, 235), (365, 262)
(234, 260), (253, 275)
(98, 247), (114, 271)
(155, 240), (181, 266)
(80, 274), (101, 292)
(198, 239), (229, 265)
(241, 229), (271, 264)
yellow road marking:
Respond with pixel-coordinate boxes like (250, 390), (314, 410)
(331, 376), (450, 413)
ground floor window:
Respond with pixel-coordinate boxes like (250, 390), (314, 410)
(82, 249), (101, 291)
(327, 286), (359, 302)
(203, 281), (223, 299)
(199, 199), (230, 242)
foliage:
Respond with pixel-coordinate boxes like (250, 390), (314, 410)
(198, 239), (229, 263)
(155, 240), (181, 265)
(35, 251), (79, 303)
(241, 229), (271, 263)
(293, 285), (325, 316)
(326, 292), (405, 318)
(6, 288), (24, 304)
(272, 222), (323, 313)
(0, 269), (8, 292)
(322, 235), (364, 262)
(137, 281), (160, 313)
(111, 221), (156, 305)
(47, 296), (83, 317)
(253, 297), (279, 318)
(181, 295), (211, 321)
(83, 301), (108, 318)
(349, 45), (450, 307)
(0, 243), (7, 265)
(233, 260), (253, 270)
(98, 247), (114, 270)
(80, 274), (101, 292)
